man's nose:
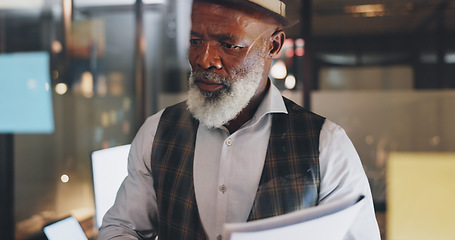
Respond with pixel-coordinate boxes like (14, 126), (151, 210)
(197, 43), (222, 70)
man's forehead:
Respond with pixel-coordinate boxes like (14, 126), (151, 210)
(191, 10), (271, 44)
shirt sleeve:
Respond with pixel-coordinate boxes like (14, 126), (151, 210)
(318, 120), (381, 240)
(97, 110), (163, 240)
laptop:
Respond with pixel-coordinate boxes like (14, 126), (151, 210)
(91, 144), (131, 228)
(43, 216), (88, 240)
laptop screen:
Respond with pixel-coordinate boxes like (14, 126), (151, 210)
(43, 216), (88, 240)
(91, 144), (130, 228)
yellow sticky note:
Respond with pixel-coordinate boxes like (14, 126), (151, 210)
(387, 152), (455, 240)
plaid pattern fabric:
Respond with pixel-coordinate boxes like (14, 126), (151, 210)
(248, 98), (325, 221)
(151, 97), (325, 238)
(151, 101), (207, 240)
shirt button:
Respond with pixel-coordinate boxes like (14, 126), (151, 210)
(225, 139), (232, 146)
(219, 184), (227, 193)
(217, 235), (223, 240)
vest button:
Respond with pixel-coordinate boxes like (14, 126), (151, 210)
(225, 139), (232, 146)
(217, 234), (223, 240)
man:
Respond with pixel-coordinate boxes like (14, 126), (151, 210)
(98, 0), (381, 239)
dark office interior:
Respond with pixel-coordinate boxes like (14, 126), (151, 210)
(1, 0), (455, 239)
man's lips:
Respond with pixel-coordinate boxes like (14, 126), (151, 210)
(195, 79), (225, 92)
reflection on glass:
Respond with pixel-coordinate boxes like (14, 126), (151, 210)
(51, 41), (63, 54)
(81, 72), (94, 98)
(284, 75), (296, 90)
(319, 66), (413, 90)
(312, 90), (455, 206)
(97, 75), (108, 97)
(55, 83), (68, 95)
(52, 70), (59, 80)
(60, 174), (70, 183)
(344, 4), (385, 17)
(270, 60), (287, 79)
(10, 1), (148, 238)
(108, 72), (125, 96)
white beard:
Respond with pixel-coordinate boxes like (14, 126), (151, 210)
(187, 60), (265, 129)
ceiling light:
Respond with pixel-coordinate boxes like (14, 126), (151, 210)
(345, 4), (385, 17)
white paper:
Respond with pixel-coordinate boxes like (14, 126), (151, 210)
(223, 195), (365, 240)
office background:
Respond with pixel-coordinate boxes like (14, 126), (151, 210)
(1, 0), (454, 239)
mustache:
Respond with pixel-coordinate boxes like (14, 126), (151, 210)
(190, 71), (230, 86)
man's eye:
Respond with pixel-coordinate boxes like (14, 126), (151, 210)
(221, 43), (240, 49)
(190, 39), (201, 45)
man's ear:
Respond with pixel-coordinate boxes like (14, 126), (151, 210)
(269, 30), (285, 58)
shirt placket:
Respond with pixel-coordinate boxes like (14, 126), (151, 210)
(215, 133), (235, 240)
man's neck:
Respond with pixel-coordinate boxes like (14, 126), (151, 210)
(224, 80), (270, 134)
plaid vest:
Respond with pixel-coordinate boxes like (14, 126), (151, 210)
(151, 98), (325, 239)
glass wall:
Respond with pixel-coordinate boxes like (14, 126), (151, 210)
(271, 1), (455, 239)
(280, 1), (455, 239)
(0, 0), (171, 239)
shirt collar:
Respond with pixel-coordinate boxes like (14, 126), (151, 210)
(217, 80), (287, 132)
(253, 81), (288, 121)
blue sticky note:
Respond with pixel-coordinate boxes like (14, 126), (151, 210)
(0, 52), (54, 133)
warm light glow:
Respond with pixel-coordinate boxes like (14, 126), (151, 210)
(285, 48), (294, 58)
(63, 0), (72, 20)
(110, 110), (118, 125)
(55, 83), (68, 95)
(63, 0), (72, 51)
(101, 112), (110, 127)
(51, 40), (63, 53)
(365, 135), (374, 145)
(61, 174), (70, 183)
(363, 11), (384, 17)
(270, 60), (287, 79)
(97, 75), (107, 97)
(81, 71), (94, 98)
(295, 48), (305, 57)
(109, 72), (125, 96)
(122, 120), (130, 134)
(283, 38), (294, 48)
(295, 38), (305, 47)
(430, 136), (440, 146)
(139, 36), (147, 53)
(52, 70), (59, 80)
(345, 4), (384, 13)
(345, 4), (385, 17)
(284, 75), (296, 89)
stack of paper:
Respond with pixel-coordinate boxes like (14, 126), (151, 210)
(223, 195), (365, 240)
